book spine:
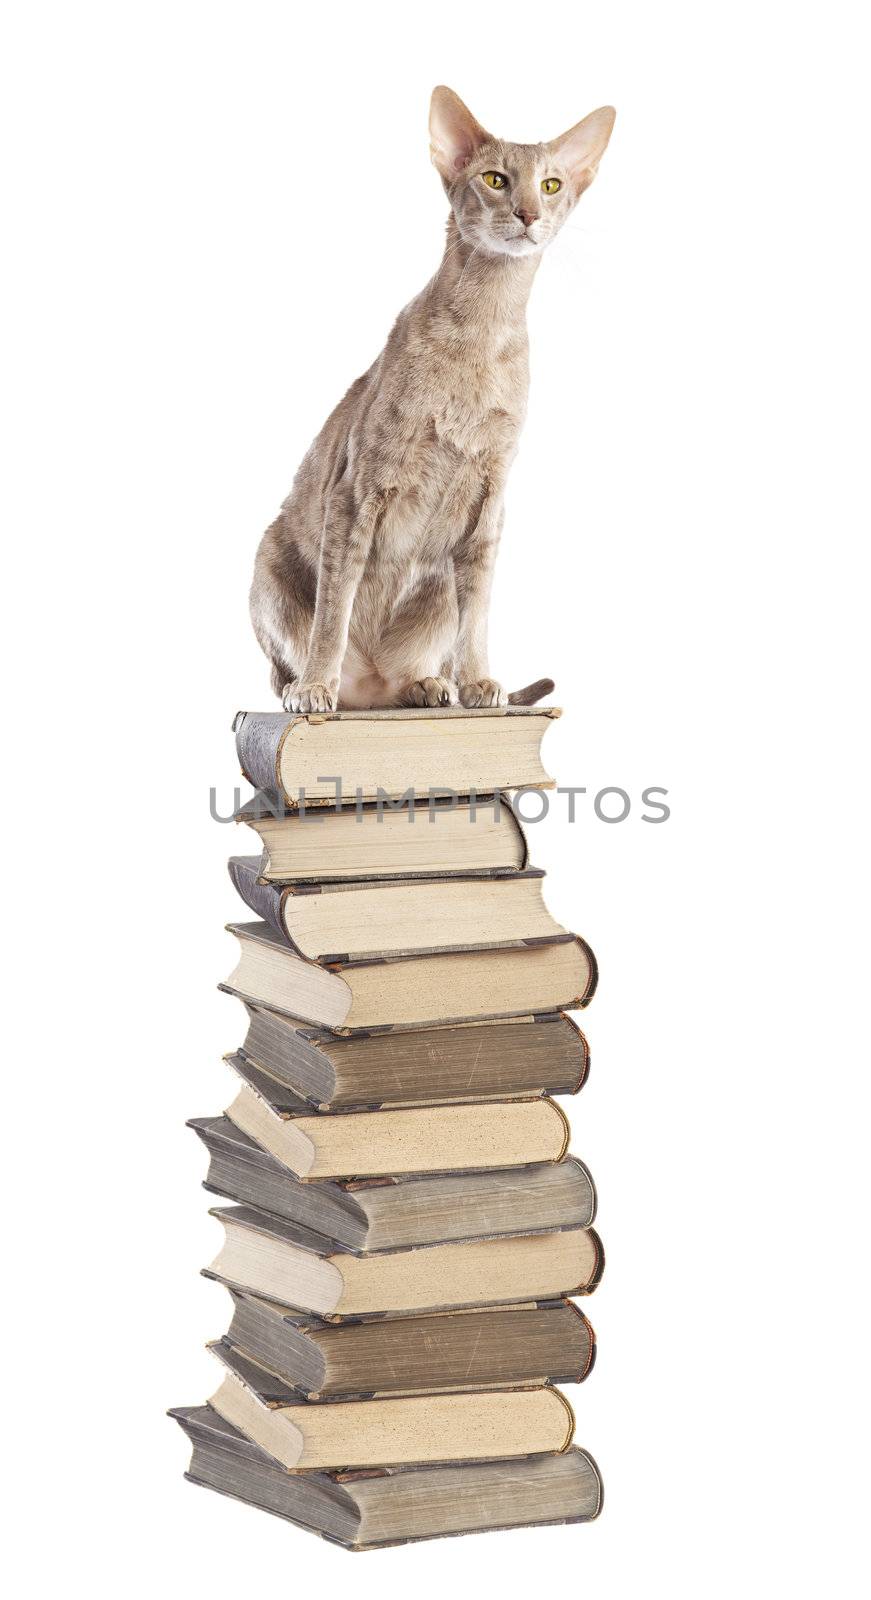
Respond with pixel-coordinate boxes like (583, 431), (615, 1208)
(240, 1009), (335, 1102)
(503, 795), (531, 870)
(233, 711), (290, 797)
(228, 858), (286, 942)
(575, 935), (599, 1007)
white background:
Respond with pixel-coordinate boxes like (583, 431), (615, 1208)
(2, 2), (869, 1595)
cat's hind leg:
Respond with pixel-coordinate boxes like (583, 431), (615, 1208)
(269, 659), (297, 702)
(250, 521), (317, 709)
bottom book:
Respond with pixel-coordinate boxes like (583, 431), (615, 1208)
(171, 1404), (603, 1549)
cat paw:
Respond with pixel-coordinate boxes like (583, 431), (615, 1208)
(283, 681), (335, 713)
(459, 679), (507, 708)
(403, 677), (459, 708)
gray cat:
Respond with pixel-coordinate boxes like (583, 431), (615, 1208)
(251, 87), (615, 712)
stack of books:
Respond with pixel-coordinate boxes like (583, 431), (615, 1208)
(172, 706), (604, 1550)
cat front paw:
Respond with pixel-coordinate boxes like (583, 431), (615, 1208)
(403, 676), (459, 708)
(283, 681), (336, 713)
(459, 679), (507, 708)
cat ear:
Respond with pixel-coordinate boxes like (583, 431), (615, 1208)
(429, 86), (492, 180)
(548, 106), (616, 196)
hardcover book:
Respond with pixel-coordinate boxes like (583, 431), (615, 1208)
(228, 854), (570, 962)
(190, 1112), (596, 1248)
(222, 919), (597, 1033)
(204, 1203), (604, 1317)
(171, 1405), (603, 1548)
(206, 1339), (575, 1472)
(218, 1077), (570, 1180)
(222, 1292), (596, 1398)
(234, 1004), (590, 1109)
(238, 793), (529, 883)
(233, 705), (560, 806)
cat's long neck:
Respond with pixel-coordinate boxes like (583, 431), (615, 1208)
(428, 217), (540, 330)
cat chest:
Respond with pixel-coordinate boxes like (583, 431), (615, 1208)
(428, 396), (519, 457)
(365, 354), (524, 549)
(389, 331), (524, 448)
(429, 352), (525, 451)
(394, 375), (523, 474)
(368, 455), (497, 576)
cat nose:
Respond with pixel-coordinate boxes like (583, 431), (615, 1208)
(514, 206), (540, 228)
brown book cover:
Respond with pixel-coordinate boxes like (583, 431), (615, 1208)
(235, 1004), (590, 1109)
(221, 1292), (596, 1399)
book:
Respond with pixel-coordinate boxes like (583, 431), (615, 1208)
(174, 699), (606, 1549)
(228, 855), (570, 962)
(204, 1204), (604, 1317)
(222, 1292), (596, 1398)
(171, 1405), (604, 1547)
(218, 1076), (570, 1180)
(233, 706), (559, 807)
(238, 793), (528, 883)
(235, 1004), (589, 1109)
(206, 1340), (575, 1472)
(222, 920), (597, 1033)
(190, 1113), (596, 1249)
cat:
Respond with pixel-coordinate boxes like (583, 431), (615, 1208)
(250, 86), (615, 712)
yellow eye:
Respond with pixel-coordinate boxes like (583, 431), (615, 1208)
(481, 171), (507, 189)
(542, 177), (561, 195)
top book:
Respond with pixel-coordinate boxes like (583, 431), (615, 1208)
(234, 706), (560, 807)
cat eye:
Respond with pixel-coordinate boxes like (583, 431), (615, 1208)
(541, 178), (562, 195)
(481, 171), (508, 189)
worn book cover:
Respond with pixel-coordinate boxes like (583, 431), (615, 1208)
(233, 705), (560, 805)
(234, 1004), (590, 1109)
(190, 1110), (595, 1248)
(222, 919), (597, 1033)
(171, 1404), (603, 1548)
(221, 1291), (596, 1399)
(204, 1202), (605, 1318)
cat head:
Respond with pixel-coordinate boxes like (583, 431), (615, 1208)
(429, 87), (615, 259)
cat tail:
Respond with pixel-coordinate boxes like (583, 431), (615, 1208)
(507, 678), (555, 706)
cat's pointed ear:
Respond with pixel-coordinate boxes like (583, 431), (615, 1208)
(429, 87), (492, 180)
(548, 106), (616, 197)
